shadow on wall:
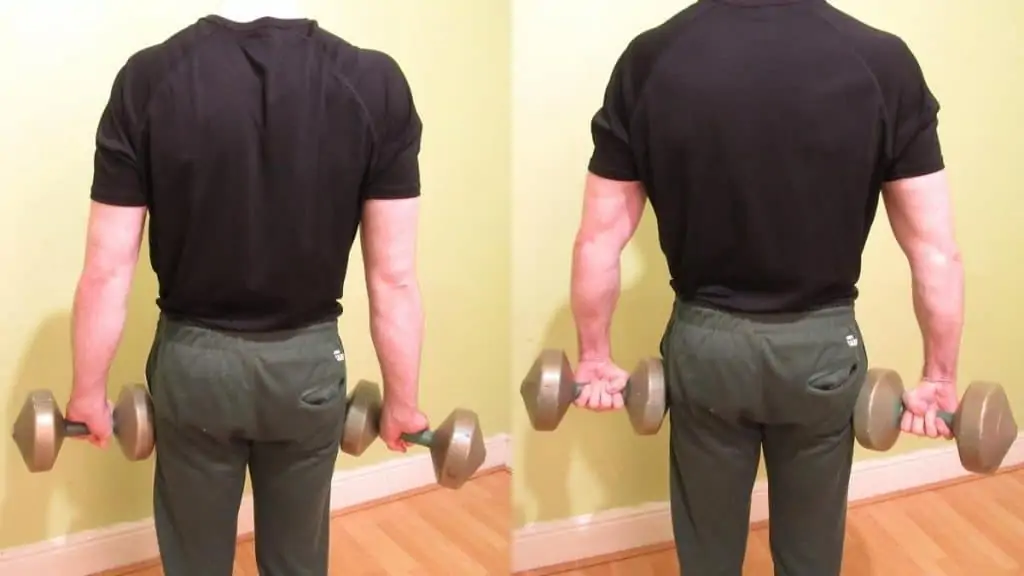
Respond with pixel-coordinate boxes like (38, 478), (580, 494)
(519, 202), (675, 526)
(1, 243), (159, 549)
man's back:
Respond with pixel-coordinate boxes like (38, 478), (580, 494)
(92, 15), (422, 331)
(589, 0), (943, 312)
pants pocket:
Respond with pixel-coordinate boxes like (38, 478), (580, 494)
(803, 322), (867, 398)
(254, 336), (348, 443)
(762, 317), (867, 430)
(297, 356), (347, 410)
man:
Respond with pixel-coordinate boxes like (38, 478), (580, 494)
(65, 8), (429, 576)
(570, 1), (963, 574)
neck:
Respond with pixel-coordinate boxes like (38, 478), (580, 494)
(216, 0), (303, 22)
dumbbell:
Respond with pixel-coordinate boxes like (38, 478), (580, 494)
(340, 380), (487, 489)
(11, 384), (155, 473)
(854, 368), (1018, 474)
(520, 349), (667, 435)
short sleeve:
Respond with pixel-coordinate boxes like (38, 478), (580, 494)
(91, 63), (147, 207)
(588, 47), (640, 182)
(362, 54), (423, 200)
(883, 42), (944, 182)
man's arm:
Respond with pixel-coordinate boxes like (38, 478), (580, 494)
(882, 170), (964, 384)
(360, 198), (424, 408)
(571, 173), (646, 360)
(71, 202), (147, 401)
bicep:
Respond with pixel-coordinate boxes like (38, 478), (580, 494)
(576, 172), (647, 250)
(360, 197), (420, 286)
(82, 201), (147, 278)
(881, 170), (957, 261)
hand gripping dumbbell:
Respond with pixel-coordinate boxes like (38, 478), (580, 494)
(11, 384), (155, 473)
(854, 368), (1018, 474)
(520, 349), (667, 435)
(339, 380), (487, 489)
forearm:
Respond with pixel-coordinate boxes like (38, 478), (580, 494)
(368, 282), (424, 407)
(570, 237), (621, 360)
(71, 271), (132, 399)
(909, 249), (964, 383)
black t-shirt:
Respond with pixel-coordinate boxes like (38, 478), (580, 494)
(588, 0), (944, 313)
(91, 15), (422, 331)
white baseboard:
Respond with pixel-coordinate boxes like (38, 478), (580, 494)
(511, 433), (1024, 573)
(0, 434), (510, 576)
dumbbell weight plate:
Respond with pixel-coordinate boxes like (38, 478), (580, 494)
(428, 408), (487, 489)
(520, 349), (576, 431)
(11, 390), (64, 473)
(341, 380), (383, 456)
(853, 368), (904, 452)
(625, 358), (667, 436)
(955, 381), (1018, 475)
(114, 384), (156, 462)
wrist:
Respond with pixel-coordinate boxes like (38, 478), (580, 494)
(383, 389), (417, 410)
(577, 334), (611, 362)
(70, 383), (107, 402)
(579, 349), (611, 363)
(922, 366), (956, 385)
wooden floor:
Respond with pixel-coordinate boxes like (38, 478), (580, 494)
(102, 468), (1024, 575)
(104, 469), (509, 576)
(542, 468), (1024, 576)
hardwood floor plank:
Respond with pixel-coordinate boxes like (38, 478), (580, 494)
(527, 469), (1024, 575)
(97, 468), (1024, 575)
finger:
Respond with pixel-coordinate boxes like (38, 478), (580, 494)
(936, 420), (952, 440)
(913, 412), (929, 434)
(599, 383), (614, 411)
(612, 392), (625, 410)
(379, 434), (396, 451)
(924, 407), (938, 439)
(586, 383), (604, 410)
(574, 384), (592, 409)
(900, 410), (913, 433)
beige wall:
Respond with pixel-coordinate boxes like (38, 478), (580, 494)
(2, 0), (1021, 558)
(510, 0), (1024, 528)
(0, 0), (510, 549)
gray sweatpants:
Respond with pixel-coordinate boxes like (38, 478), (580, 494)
(145, 315), (347, 576)
(662, 301), (867, 576)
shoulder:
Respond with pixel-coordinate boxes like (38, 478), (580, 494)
(313, 28), (409, 94)
(810, 4), (923, 84)
(320, 37), (416, 134)
(114, 21), (217, 101)
(614, 2), (718, 94)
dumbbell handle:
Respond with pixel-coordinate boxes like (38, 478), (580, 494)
(896, 404), (955, 428)
(64, 419), (119, 437)
(401, 430), (434, 446)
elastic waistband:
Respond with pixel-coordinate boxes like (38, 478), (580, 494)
(671, 299), (855, 331)
(156, 313), (340, 348)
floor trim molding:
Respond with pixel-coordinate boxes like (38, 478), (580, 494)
(511, 433), (1024, 573)
(0, 433), (511, 575)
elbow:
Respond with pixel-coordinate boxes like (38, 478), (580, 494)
(907, 242), (963, 277)
(573, 233), (622, 268)
(78, 261), (133, 291)
(366, 269), (418, 299)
